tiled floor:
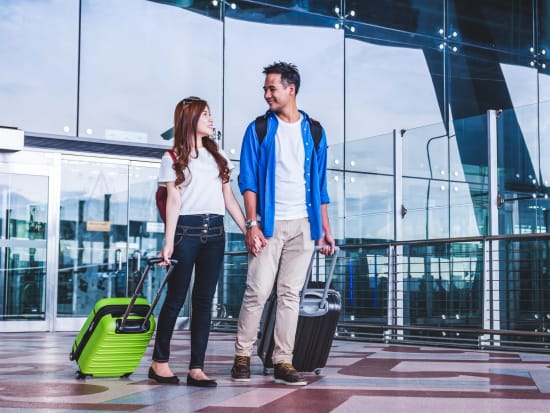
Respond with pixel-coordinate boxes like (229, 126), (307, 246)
(2, 331), (550, 412)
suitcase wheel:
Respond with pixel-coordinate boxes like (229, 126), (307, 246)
(314, 368), (321, 375)
(75, 370), (88, 380)
(121, 373), (132, 379)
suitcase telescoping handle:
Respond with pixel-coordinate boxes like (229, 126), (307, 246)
(117, 257), (178, 332)
(299, 246), (339, 314)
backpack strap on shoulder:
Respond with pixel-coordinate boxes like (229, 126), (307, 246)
(255, 111), (323, 151)
(254, 111), (270, 145)
(308, 118), (323, 150)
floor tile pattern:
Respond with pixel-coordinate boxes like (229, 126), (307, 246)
(1, 331), (550, 412)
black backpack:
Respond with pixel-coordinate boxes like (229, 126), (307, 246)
(254, 112), (323, 151)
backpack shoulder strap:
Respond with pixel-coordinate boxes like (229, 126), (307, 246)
(255, 112), (323, 151)
(254, 112), (269, 145)
(308, 118), (323, 151)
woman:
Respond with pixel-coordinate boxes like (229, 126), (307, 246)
(149, 96), (247, 387)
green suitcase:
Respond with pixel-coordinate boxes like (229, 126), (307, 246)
(70, 258), (177, 379)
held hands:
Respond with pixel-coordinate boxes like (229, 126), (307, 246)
(317, 232), (336, 255)
(245, 226), (267, 256)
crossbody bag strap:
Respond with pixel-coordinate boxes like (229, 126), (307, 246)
(167, 149), (177, 163)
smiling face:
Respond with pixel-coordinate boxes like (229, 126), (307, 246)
(263, 73), (295, 114)
(196, 105), (213, 138)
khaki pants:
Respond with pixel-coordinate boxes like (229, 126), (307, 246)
(235, 218), (315, 364)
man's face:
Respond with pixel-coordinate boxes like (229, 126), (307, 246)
(263, 73), (295, 113)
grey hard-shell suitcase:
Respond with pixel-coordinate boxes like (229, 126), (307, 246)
(257, 246), (341, 374)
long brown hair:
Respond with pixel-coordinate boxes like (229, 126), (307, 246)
(172, 97), (229, 186)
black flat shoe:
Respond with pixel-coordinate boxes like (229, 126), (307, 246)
(186, 374), (217, 388)
(148, 367), (180, 384)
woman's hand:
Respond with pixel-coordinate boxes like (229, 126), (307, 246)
(159, 242), (174, 265)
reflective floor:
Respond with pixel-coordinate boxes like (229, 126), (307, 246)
(2, 331), (550, 412)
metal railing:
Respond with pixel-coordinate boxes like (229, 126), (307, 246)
(214, 232), (550, 353)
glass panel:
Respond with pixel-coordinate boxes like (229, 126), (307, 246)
(58, 159), (129, 317)
(262, 0), (337, 16)
(345, 132), (393, 175)
(403, 242), (483, 333)
(0, 173), (49, 321)
(345, 36), (445, 148)
(448, 47), (534, 137)
(403, 122), (448, 179)
(220, 250), (247, 321)
(148, 0), (222, 19)
(3, 247), (47, 320)
(79, 0), (223, 145)
(346, 0), (444, 38)
(230, 0), (339, 26)
(327, 170), (344, 242)
(499, 238), (550, 341)
(450, 181), (486, 237)
(450, 114), (490, 237)
(0, 0), (78, 135)
(539, 75), (550, 208)
(332, 246), (389, 324)
(0, 174), (48, 241)
(127, 163), (165, 304)
(223, 6), (344, 160)
(345, 173), (393, 242)
(498, 104), (543, 234)
(403, 177), (449, 240)
(447, 0), (534, 54)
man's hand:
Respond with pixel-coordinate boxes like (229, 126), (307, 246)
(246, 226), (267, 256)
(317, 233), (335, 255)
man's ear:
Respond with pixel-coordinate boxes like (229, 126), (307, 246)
(288, 83), (296, 96)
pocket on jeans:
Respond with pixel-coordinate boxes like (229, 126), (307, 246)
(174, 233), (185, 247)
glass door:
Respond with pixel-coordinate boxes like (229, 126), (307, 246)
(56, 156), (130, 330)
(0, 152), (59, 332)
(55, 156), (188, 331)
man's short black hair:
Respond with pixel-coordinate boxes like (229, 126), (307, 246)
(263, 61), (301, 94)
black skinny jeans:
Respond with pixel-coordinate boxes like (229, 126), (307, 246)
(152, 214), (225, 370)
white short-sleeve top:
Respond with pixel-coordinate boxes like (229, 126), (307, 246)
(158, 147), (234, 216)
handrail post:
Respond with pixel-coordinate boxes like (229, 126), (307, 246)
(486, 109), (500, 347)
(391, 129), (405, 341)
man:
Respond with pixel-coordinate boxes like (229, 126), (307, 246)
(231, 61), (335, 386)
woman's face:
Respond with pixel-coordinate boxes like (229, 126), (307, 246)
(196, 106), (213, 137)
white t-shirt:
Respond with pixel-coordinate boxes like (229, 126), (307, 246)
(274, 114), (308, 220)
(158, 147), (234, 216)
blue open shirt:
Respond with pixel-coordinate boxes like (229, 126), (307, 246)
(238, 110), (330, 240)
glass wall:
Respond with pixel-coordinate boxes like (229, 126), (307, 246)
(79, 0), (223, 145)
(58, 157), (130, 316)
(1, 0), (549, 342)
(223, 3), (344, 159)
(57, 156), (183, 320)
(0, 0), (78, 136)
